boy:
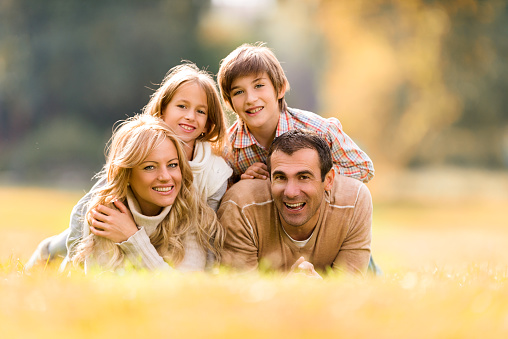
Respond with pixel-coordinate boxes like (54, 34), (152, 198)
(217, 42), (375, 184)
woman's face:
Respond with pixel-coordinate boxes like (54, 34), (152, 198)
(162, 81), (209, 152)
(129, 137), (182, 216)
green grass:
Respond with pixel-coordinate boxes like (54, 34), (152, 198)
(1, 185), (507, 338)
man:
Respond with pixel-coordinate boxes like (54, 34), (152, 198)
(218, 129), (373, 278)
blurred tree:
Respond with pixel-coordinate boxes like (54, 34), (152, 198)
(0, 0), (213, 185)
(317, 0), (508, 169)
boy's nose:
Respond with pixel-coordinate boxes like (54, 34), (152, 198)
(246, 90), (257, 105)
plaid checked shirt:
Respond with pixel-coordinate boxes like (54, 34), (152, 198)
(225, 107), (375, 184)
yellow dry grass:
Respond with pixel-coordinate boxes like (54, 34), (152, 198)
(1, 171), (507, 338)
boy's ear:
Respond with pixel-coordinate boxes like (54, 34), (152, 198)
(277, 80), (289, 99)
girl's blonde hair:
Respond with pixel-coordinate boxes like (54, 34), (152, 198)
(72, 113), (224, 270)
(143, 62), (228, 154)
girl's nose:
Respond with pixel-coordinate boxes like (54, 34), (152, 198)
(184, 109), (196, 121)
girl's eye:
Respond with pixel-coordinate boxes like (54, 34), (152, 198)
(177, 104), (186, 109)
(232, 90), (243, 96)
(197, 109), (206, 115)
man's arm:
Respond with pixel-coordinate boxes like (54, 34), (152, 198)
(326, 119), (375, 183)
(217, 198), (259, 271)
(332, 183), (372, 275)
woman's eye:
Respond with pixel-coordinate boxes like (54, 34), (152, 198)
(168, 162), (179, 168)
(143, 165), (155, 170)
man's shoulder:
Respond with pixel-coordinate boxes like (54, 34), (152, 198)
(222, 179), (272, 206)
(328, 175), (370, 208)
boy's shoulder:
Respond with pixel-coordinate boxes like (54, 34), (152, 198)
(286, 107), (340, 134)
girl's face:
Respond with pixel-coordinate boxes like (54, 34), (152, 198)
(162, 81), (209, 153)
(129, 137), (182, 216)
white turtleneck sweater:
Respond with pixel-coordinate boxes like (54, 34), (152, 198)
(85, 189), (207, 272)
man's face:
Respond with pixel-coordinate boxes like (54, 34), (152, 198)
(270, 148), (334, 232)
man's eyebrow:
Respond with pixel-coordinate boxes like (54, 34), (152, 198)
(296, 170), (314, 177)
(271, 170), (286, 177)
(271, 170), (314, 177)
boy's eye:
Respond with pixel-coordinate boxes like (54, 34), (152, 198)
(254, 84), (264, 89)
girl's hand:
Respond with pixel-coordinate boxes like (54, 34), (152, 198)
(240, 162), (269, 180)
(89, 200), (138, 243)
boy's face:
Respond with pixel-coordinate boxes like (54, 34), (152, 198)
(230, 72), (284, 133)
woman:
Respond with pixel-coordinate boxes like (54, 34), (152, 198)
(71, 113), (224, 272)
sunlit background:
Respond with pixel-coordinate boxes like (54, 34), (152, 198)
(1, 2), (508, 337)
(1, 0), (507, 190)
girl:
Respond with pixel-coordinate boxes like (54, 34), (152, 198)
(72, 113), (224, 271)
(26, 63), (232, 270)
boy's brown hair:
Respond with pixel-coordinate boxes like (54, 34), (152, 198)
(217, 42), (290, 113)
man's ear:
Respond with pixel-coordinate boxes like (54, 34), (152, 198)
(277, 80), (289, 99)
(324, 169), (335, 191)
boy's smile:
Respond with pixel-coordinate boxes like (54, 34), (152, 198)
(230, 72), (285, 146)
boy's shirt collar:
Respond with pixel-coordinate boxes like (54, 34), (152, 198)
(231, 109), (293, 149)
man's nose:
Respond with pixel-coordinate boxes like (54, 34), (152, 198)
(284, 180), (300, 198)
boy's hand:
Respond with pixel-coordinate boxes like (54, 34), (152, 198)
(288, 256), (323, 279)
(89, 200), (138, 243)
(241, 162), (269, 180)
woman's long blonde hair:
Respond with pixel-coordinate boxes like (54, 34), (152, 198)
(143, 62), (228, 155)
(71, 114), (224, 270)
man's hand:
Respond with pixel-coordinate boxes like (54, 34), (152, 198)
(288, 256), (323, 279)
(240, 162), (269, 180)
(89, 200), (138, 243)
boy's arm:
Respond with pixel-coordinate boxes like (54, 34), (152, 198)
(327, 119), (375, 183)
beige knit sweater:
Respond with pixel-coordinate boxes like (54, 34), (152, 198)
(218, 175), (372, 276)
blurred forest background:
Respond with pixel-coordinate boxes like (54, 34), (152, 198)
(0, 0), (507, 195)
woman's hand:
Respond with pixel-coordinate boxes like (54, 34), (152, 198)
(240, 162), (269, 180)
(89, 200), (138, 243)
